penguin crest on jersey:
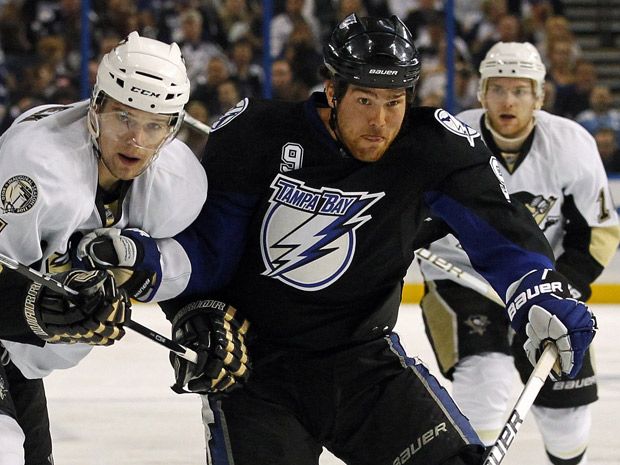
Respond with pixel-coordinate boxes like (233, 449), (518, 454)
(261, 174), (384, 291)
(1, 175), (38, 214)
(434, 109), (480, 147)
(211, 98), (249, 132)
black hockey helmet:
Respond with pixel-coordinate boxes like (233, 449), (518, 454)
(323, 14), (421, 89)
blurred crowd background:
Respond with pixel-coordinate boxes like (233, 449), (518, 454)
(0, 0), (619, 173)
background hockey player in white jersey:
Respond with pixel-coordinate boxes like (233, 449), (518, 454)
(0, 32), (207, 465)
(420, 42), (620, 465)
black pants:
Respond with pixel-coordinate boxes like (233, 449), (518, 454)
(2, 357), (53, 465)
(201, 333), (484, 465)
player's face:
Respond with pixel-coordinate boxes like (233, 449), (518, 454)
(97, 100), (175, 186)
(329, 84), (407, 162)
(481, 77), (540, 138)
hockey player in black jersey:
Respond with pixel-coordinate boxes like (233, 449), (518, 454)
(80, 14), (597, 465)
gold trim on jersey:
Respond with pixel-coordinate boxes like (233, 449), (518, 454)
(589, 225), (620, 267)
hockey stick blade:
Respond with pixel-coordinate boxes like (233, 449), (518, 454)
(0, 253), (198, 363)
(415, 248), (504, 306)
(482, 343), (559, 465)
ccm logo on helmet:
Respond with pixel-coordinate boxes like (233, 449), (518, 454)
(130, 86), (161, 98)
(368, 69), (398, 75)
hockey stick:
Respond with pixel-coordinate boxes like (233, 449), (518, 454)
(415, 248), (564, 461)
(483, 343), (558, 465)
(0, 253), (198, 364)
(414, 247), (504, 306)
(183, 114), (211, 135)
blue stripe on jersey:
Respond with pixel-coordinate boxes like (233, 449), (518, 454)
(174, 190), (259, 297)
(388, 332), (483, 447)
(205, 396), (233, 464)
(424, 191), (553, 299)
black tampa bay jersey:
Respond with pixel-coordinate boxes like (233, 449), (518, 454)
(168, 93), (556, 350)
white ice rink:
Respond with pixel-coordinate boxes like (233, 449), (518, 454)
(44, 303), (620, 465)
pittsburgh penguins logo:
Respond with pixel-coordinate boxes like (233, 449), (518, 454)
(211, 98), (249, 132)
(464, 314), (490, 335)
(1, 175), (38, 214)
(512, 192), (560, 232)
(434, 109), (480, 147)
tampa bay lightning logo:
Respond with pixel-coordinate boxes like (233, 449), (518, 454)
(211, 98), (249, 132)
(434, 109), (480, 147)
(261, 174), (384, 291)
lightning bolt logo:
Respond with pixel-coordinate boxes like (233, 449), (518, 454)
(261, 175), (384, 291)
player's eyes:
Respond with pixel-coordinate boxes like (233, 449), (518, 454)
(358, 97), (371, 105)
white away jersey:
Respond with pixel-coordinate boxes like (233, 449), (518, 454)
(0, 101), (207, 377)
(420, 109), (620, 294)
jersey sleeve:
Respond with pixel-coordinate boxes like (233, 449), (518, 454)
(554, 124), (620, 298)
(0, 126), (90, 344)
(158, 100), (266, 314)
(135, 139), (208, 238)
(419, 110), (555, 301)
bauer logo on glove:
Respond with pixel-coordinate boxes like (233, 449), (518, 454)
(506, 269), (596, 378)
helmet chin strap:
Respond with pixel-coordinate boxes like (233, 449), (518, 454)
(328, 95), (353, 157)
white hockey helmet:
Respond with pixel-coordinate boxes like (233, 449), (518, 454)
(92, 31), (190, 114)
(89, 32), (190, 166)
(478, 42), (546, 101)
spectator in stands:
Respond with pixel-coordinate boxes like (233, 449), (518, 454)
(466, 0), (508, 52)
(229, 38), (263, 99)
(595, 127), (620, 173)
(177, 9), (226, 92)
(191, 55), (233, 116)
(537, 15), (581, 68)
(270, 0), (319, 59)
(404, 0), (444, 42)
(472, 13), (523, 68)
(553, 59), (598, 118)
(520, 0), (554, 45)
(283, 18), (323, 90)
(216, 79), (242, 115)
(177, 99), (210, 158)
(216, 0), (262, 49)
(576, 85), (620, 141)
(271, 58), (308, 101)
(546, 37), (577, 91)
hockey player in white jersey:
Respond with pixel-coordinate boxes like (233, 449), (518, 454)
(0, 32), (207, 465)
(420, 42), (620, 465)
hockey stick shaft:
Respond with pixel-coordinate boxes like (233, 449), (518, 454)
(0, 253), (198, 363)
(482, 343), (558, 465)
(183, 114), (211, 135)
(414, 247), (504, 306)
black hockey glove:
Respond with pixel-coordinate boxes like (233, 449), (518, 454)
(170, 300), (251, 394)
(75, 227), (162, 302)
(507, 269), (596, 378)
(24, 269), (131, 345)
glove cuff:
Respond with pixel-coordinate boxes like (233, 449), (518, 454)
(171, 299), (229, 331)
